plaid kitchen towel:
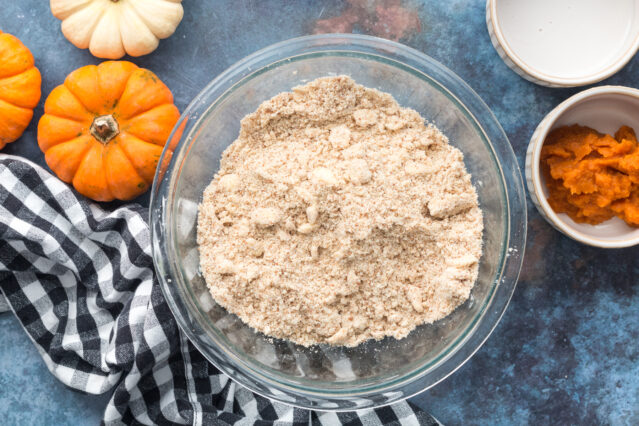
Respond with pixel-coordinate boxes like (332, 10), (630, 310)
(0, 154), (440, 426)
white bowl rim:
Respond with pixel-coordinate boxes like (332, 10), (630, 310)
(488, 0), (639, 86)
(530, 85), (639, 248)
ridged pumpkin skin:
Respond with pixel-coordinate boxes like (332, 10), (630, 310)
(37, 61), (180, 201)
(50, 0), (184, 59)
(0, 30), (42, 149)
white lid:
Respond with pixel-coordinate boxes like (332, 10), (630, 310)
(491, 0), (639, 85)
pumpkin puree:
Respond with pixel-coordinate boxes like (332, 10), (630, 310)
(542, 124), (639, 226)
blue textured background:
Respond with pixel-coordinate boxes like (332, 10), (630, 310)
(1, 0), (638, 424)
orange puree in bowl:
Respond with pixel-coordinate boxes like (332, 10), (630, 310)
(541, 124), (639, 226)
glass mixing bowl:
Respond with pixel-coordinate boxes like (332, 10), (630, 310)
(150, 34), (527, 410)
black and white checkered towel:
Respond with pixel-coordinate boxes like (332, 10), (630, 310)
(0, 154), (440, 426)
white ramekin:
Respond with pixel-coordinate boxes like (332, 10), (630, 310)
(487, 0), (639, 88)
(526, 86), (639, 248)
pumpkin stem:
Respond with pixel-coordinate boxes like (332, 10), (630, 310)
(90, 115), (120, 144)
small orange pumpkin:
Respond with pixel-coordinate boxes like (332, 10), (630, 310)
(0, 29), (42, 149)
(38, 61), (180, 201)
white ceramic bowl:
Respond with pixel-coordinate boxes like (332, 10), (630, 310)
(526, 86), (639, 248)
(487, 0), (639, 87)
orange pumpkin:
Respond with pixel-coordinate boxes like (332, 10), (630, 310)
(38, 61), (180, 201)
(0, 29), (42, 149)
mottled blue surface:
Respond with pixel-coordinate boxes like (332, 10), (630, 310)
(1, 0), (638, 424)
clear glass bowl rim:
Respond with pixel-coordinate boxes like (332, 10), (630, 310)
(150, 33), (527, 410)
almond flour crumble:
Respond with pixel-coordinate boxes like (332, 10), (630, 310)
(197, 76), (483, 347)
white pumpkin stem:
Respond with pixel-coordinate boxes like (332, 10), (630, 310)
(91, 115), (120, 144)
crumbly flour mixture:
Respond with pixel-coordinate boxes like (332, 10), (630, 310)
(197, 76), (483, 347)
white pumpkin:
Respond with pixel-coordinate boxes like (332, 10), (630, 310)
(50, 0), (184, 59)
